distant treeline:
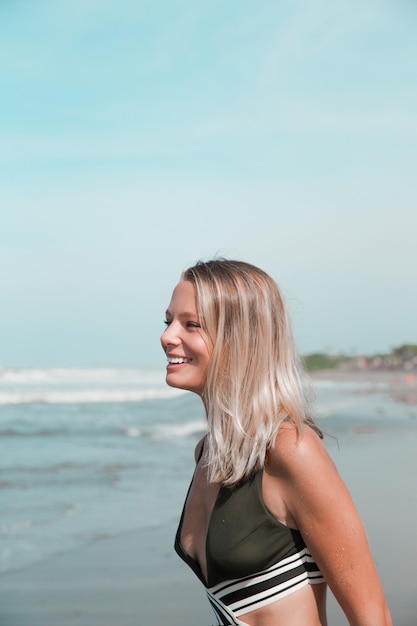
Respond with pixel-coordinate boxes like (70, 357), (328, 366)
(303, 344), (417, 372)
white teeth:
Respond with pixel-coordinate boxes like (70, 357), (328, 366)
(167, 357), (189, 364)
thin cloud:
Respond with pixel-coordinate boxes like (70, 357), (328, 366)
(259, 0), (381, 85)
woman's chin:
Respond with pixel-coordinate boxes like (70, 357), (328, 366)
(166, 374), (187, 391)
(165, 372), (205, 397)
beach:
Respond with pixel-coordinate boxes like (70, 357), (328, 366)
(1, 368), (416, 625)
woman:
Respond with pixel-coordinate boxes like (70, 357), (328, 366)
(161, 259), (392, 626)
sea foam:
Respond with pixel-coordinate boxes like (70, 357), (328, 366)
(0, 367), (184, 405)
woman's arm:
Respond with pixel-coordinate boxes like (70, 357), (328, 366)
(266, 424), (392, 626)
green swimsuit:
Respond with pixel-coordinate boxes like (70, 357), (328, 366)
(175, 466), (324, 625)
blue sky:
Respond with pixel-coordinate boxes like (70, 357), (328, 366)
(1, 0), (416, 367)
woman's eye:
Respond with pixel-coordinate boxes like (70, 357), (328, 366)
(187, 322), (201, 328)
(163, 319), (171, 327)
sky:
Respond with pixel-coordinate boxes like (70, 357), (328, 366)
(1, 0), (416, 367)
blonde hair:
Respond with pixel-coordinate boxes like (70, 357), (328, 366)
(183, 259), (321, 487)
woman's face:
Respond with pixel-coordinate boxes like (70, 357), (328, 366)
(160, 281), (212, 396)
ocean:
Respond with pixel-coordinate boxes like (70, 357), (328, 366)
(0, 367), (396, 578)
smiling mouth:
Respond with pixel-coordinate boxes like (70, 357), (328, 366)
(167, 357), (192, 364)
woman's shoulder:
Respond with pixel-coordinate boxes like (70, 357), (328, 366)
(267, 421), (332, 480)
(268, 425), (391, 624)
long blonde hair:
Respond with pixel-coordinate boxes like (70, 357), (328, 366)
(183, 259), (321, 487)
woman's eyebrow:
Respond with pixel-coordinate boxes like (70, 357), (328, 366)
(165, 309), (199, 318)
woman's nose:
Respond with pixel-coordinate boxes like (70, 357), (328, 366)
(160, 324), (179, 350)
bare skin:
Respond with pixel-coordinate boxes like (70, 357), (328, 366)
(180, 428), (392, 626)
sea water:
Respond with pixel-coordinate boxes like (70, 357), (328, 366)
(0, 368), (394, 576)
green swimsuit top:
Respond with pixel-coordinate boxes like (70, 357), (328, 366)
(175, 463), (324, 625)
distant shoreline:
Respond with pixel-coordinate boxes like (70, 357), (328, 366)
(310, 367), (417, 405)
